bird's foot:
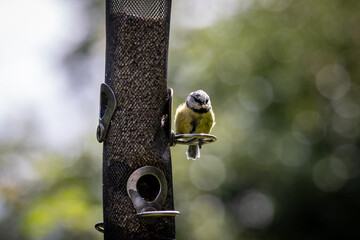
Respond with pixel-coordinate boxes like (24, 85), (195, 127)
(198, 138), (204, 149)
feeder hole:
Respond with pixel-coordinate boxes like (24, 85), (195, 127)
(137, 174), (161, 202)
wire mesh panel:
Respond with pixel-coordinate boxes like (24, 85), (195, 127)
(102, 0), (174, 239)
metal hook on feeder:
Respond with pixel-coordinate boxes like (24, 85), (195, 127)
(96, 83), (117, 142)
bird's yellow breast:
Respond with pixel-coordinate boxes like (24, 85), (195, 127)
(175, 103), (215, 134)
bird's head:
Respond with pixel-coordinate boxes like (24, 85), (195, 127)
(186, 90), (212, 113)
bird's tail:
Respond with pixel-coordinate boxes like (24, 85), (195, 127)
(187, 145), (200, 160)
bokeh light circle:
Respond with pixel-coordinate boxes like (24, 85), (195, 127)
(316, 64), (351, 100)
(238, 77), (273, 112)
(312, 158), (347, 192)
(280, 134), (310, 167)
(331, 84), (360, 119)
(248, 130), (282, 165)
(268, 28), (304, 63)
(292, 110), (324, 144)
(188, 194), (228, 240)
(235, 189), (275, 229)
(189, 155), (226, 191)
(216, 51), (252, 86)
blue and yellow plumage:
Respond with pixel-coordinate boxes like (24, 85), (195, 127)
(174, 90), (215, 160)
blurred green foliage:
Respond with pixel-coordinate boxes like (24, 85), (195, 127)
(169, 0), (360, 239)
(1, 0), (360, 239)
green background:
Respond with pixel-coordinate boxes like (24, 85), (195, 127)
(1, 0), (359, 239)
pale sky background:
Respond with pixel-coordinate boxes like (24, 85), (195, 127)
(0, 0), (244, 152)
(0, 0), (93, 151)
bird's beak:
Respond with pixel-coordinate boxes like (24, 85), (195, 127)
(201, 105), (208, 109)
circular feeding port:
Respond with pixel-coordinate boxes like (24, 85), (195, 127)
(136, 174), (161, 202)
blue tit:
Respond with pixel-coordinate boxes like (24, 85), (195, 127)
(174, 90), (215, 160)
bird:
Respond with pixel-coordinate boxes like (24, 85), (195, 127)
(174, 90), (215, 160)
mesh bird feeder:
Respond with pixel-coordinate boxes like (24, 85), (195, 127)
(95, 0), (178, 239)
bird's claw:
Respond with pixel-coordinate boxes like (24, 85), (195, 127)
(198, 138), (204, 149)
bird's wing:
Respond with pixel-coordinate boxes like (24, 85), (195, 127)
(175, 103), (194, 134)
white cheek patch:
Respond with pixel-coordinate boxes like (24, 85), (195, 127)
(188, 99), (199, 110)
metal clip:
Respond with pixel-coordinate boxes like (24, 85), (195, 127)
(127, 166), (180, 224)
(96, 83), (117, 142)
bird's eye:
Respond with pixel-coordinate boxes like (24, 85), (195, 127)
(194, 98), (202, 104)
(206, 99), (209, 103)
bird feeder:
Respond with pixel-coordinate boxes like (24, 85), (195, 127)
(95, 0), (177, 239)
(95, 0), (217, 239)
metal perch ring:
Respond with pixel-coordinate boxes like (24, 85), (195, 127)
(170, 131), (217, 146)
